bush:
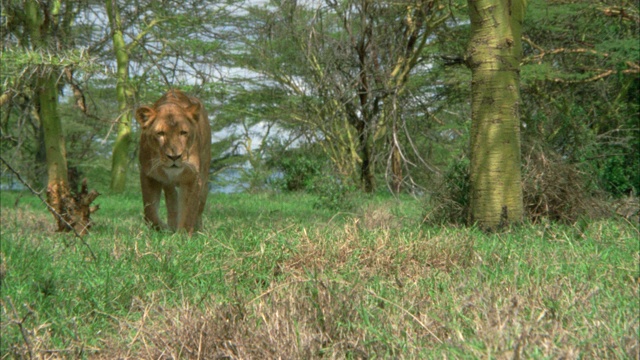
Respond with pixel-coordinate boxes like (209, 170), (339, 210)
(270, 145), (356, 210)
(424, 150), (614, 225)
(522, 150), (610, 223)
(423, 157), (470, 225)
(598, 154), (639, 197)
(278, 156), (323, 192)
(311, 174), (357, 211)
(272, 145), (325, 192)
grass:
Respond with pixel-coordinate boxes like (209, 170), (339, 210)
(0, 189), (638, 359)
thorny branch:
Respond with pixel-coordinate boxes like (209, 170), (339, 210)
(7, 298), (35, 360)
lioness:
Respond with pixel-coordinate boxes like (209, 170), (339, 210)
(135, 89), (211, 233)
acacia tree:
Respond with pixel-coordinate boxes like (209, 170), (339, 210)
(2, 0), (99, 233)
(238, 0), (451, 193)
(106, 0), (164, 193)
(467, 0), (526, 229)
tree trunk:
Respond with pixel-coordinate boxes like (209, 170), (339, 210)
(467, 0), (526, 229)
(361, 144), (375, 193)
(391, 143), (402, 194)
(39, 74), (68, 188)
(355, 120), (375, 193)
(27, 0), (99, 234)
(39, 69), (99, 234)
(107, 0), (133, 193)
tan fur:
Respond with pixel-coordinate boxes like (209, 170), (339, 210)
(135, 90), (211, 234)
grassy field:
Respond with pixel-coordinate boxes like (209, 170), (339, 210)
(0, 189), (638, 359)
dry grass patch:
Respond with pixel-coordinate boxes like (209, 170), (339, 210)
(0, 205), (53, 235)
(284, 220), (475, 282)
(356, 203), (401, 231)
(98, 278), (446, 359)
(1, 298), (100, 359)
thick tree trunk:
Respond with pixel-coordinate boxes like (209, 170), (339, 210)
(467, 0), (526, 229)
(107, 0), (133, 193)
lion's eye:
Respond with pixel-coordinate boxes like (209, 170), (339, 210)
(157, 131), (165, 137)
(180, 130), (188, 136)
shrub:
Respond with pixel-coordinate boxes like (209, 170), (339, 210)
(271, 145), (326, 192)
(311, 174), (357, 211)
(424, 150), (614, 225)
(423, 157), (470, 225)
(522, 149), (610, 223)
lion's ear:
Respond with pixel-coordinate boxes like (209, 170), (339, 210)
(185, 101), (201, 121)
(136, 106), (156, 127)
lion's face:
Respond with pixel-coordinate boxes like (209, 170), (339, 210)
(136, 103), (199, 178)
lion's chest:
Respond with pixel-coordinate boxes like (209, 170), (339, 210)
(145, 162), (199, 186)
(163, 167), (186, 183)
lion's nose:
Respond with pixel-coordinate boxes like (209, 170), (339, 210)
(167, 154), (182, 161)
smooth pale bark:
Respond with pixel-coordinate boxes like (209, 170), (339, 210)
(106, 0), (133, 193)
(467, 0), (526, 229)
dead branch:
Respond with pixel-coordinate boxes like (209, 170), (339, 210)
(522, 36), (609, 65)
(522, 36), (640, 83)
(601, 7), (640, 23)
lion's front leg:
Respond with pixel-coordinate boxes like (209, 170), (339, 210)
(141, 175), (167, 230)
(164, 185), (179, 230)
(177, 182), (203, 233)
(195, 180), (209, 230)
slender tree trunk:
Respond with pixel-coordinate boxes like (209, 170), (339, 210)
(26, 0), (99, 233)
(391, 143), (402, 194)
(467, 0), (526, 229)
(34, 111), (48, 187)
(356, 120), (375, 193)
(27, 0), (69, 228)
(38, 74), (69, 187)
(26, 0), (47, 188)
(107, 0), (133, 193)
(361, 143), (375, 193)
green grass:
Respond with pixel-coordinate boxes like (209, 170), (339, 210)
(0, 190), (638, 358)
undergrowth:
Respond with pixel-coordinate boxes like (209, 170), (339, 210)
(0, 191), (638, 359)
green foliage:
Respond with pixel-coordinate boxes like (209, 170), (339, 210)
(520, 0), (640, 198)
(599, 154), (639, 196)
(271, 145), (326, 192)
(269, 144), (357, 210)
(277, 155), (323, 192)
(0, 48), (98, 79)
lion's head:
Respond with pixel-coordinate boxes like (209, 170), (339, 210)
(136, 92), (204, 178)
